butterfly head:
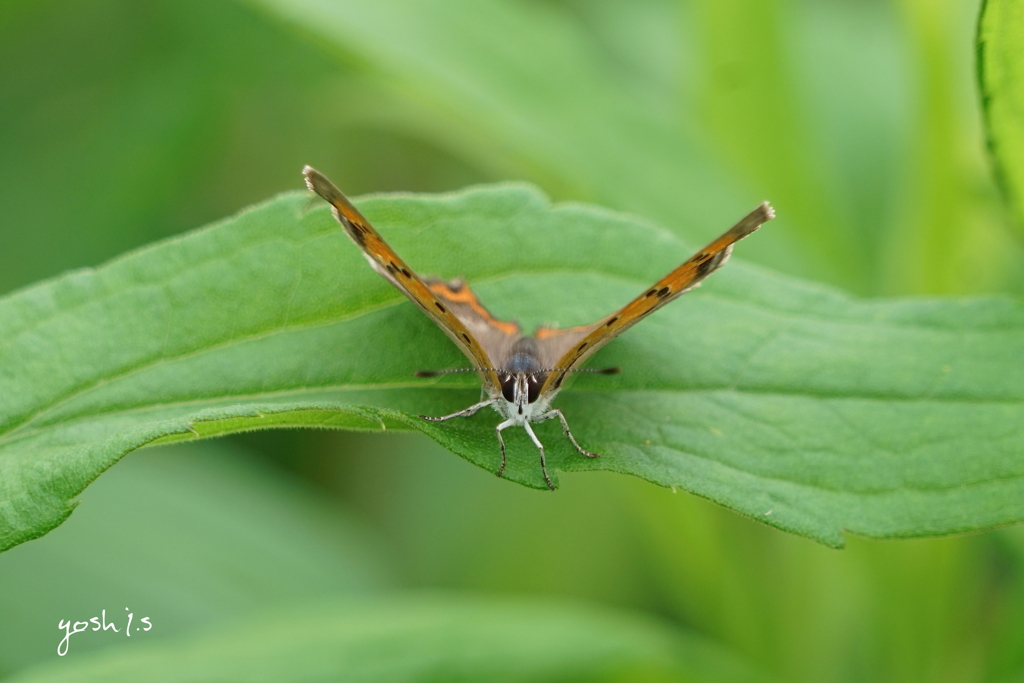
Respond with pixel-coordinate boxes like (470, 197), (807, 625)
(500, 371), (545, 408)
(499, 339), (548, 415)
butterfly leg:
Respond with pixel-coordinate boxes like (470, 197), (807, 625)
(541, 409), (599, 459)
(495, 419), (514, 478)
(419, 398), (496, 422)
(522, 421), (555, 490)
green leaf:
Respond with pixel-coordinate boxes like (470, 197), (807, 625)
(7, 595), (766, 683)
(2, 184), (1024, 550)
(979, 0), (1024, 232)
(0, 441), (387, 675)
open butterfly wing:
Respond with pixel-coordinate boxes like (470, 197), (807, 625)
(532, 324), (600, 373)
(424, 277), (524, 374)
(537, 202), (775, 396)
(304, 167), (503, 394)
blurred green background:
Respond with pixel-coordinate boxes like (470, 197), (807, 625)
(2, 0), (1023, 681)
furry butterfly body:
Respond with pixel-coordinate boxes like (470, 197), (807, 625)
(303, 167), (774, 489)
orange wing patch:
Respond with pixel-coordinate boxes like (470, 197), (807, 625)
(427, 279), (519, 336)
(535, 324), (592, 340)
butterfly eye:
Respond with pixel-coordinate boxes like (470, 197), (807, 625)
(500, 375), (516, 403)
(527, 374), (543, 403)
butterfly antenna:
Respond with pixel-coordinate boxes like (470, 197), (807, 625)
(534, 367), (620, 375)
(417, 367), (618, 377)
(415, 367), (500, 377)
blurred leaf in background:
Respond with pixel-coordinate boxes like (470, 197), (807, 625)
(8, 595), (768, 683)
(2, 0), (1024, 682)
(980, 0), (1024, 237)
(0, 0), (489, 297)
(0, 441), (389, 676)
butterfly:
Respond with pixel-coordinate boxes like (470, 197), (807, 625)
(303, 166), (774, 489)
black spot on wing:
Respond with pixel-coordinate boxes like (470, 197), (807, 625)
(645, 289), (657, 298)
(461, 332), (472, 345)
(435, 301), (446, 313)
(695, 256), (717, 278)
(605, 316), (619, 327)
(347, 223), (367, 247)
(400, 267), (412, 278)
(656, 286), (670, 298)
